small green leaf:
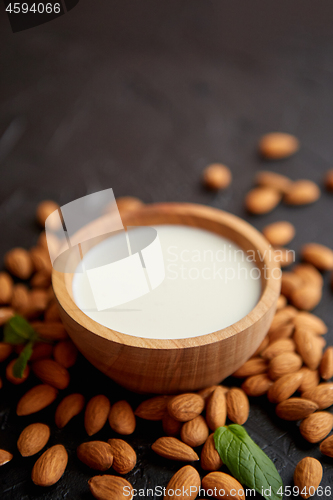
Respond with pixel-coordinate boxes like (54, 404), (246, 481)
(3, 315), (37, 344)
(12, 341), (34, 378)
(214, 424), (283, 500)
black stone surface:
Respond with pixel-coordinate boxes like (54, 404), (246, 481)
(0, 1), (333, 498)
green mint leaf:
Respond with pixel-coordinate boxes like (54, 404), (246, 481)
(3, 315), (37, 344)
(13, 341), (34, 378)
(214, 424), (283, 500)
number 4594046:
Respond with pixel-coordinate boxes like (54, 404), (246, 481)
(6, 3), (61, 14)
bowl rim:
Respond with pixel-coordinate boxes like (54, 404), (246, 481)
(52, 202), (281, 350)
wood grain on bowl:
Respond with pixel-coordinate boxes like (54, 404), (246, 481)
(52, 203), (280, 394)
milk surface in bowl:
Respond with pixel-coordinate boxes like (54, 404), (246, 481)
(72, 224), (261, 339)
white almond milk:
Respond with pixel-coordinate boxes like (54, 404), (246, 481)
(72, 225), (261, 339)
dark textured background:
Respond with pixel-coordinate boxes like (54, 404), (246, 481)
(1, 1), (333, 498)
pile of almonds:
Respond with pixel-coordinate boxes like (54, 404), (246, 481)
(1, 136), (333, 500)
(244, 131), (330, 214)
(245, 171), (321, 214)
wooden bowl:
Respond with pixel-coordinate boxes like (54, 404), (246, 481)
(52, 202), (280, 394)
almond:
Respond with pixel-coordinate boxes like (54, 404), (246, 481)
(263, 221), (295, 247)
(268, 323), (294, 343)
(32, 359), (70, 389)
(252, 336), (270, 357)
(276, 294), (287, 310)
(29, 288), (49, 304)
(30, 246), (52, 274)
(197, 385), (219, 402)
(108, 400), (136, 435)
(258, 132), (299, 159)
(85, 395), (111, 436)
(11, 284), (30, 313)
(281, 272), (303, 299)
(206, 386), (227, 431)
(17, 384), (58, 415)
(267, 371), (303, 404)
(32, 444), (68, 486)
(275, 398), (318, 421)
(5, 247), (33, 279)
(53, 340), (78, 368)
(36, 200), (60, 226)
(108, 439), (136, 474)
(25, 289), (49, 317)
(55, 393), (85, 428)
(241, 374), (273, 397)
(302, 244), (332, 273)
(268, 306), (298, 334)
(203, 164), (232, 191)
(245, 186), (281, 214)
(0, 307), (14, 326)
(30, 342), (53, 361)
(293, 457), (323, 499)
(302, 383), (333, 410)
(0, 449), (13, 465)
(232, 358), (268, 378)
(268, 352), (303, 380)
(202, 471), (245, 500)
(0, 272), (13, 304)
(17, 423), (50, 456)
(324, 169), (333, 191)
(164, 465), (201, 500)
(298, 367), (320, 393)
(44, 302), (61, 322)
(30, 271), (51, 288)
(255, 170), (292, 193)
(291, 282), (322, 310)
(226, 388), (249, 425)
(317, 336), (326, 349)
(293, 311), (327, 334)
(151, 437), (199, 462)
(31, 321), (68, 341)
(77, 441), (113, 471)
(294, 329), (323, 370)
(201, 433), (223, 471)
(320, 347), (333, 380)
(293, 263), (324, 288)
(300, 411), (333, 443)
(320, 435), (333, 457)
(261, 338), (296, 360)
(6, 358), (30, 384)
(89, 475), (133, 500)
(0, 342), (13, 363)
(181, 415), (209, 447)
(162, 413), (183, 437)
(284, 180), (321, 205)
(168, 393), (204, 422)
(135, 395), (169, 420)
